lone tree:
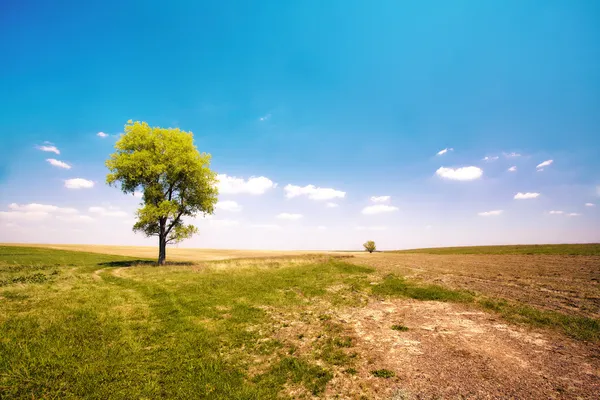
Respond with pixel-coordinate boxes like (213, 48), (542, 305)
(363, 240), (376, 253)
(106, 120), (218, 265)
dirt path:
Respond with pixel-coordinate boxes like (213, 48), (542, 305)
(339, 299), (599, 399)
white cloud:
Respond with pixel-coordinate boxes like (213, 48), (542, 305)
(355, 226), (387, 231)
(259, 113), (271, 122)
(46, 158), (71, 169)
(64, 178), (95, 189)
(482, 156), (499, 162)
(97, 132), (109, 138)
(548, 210), (564, 215)
(0, 211), (50, 221)
(370, 196), (390, 203)
(37, 145), (60, 154)
(567, 213), (581, 217)
(503, 152), (521, 158)
(56, 215), (95, 223)
(508, 166), (517, 172)
(478, 210), (503, 216)
(362, 204), (399, 215)
(325, 202), (339, 208)
(536, 160), (553, 170)
(9, 203), (78, 214)
(251, 224), (282, 230)
(133, 191), (143, 198)
(317, 226), (327, 230)
(215, 200), (242, 212)
(209, 219), (239, 227)
(88, 206), (128, 217)
(435, 166), (483, 181)
(436, 148), (453, 156)
(585, 203), (595, 207)
(284, 184), (345, 200)
(514, 192), (540, 200)
(277, 213), (303, 220)
(216, 174), (277, 195)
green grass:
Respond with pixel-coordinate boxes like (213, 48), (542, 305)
(1, 245), (599, 398)
(389, 243), (600, 255)
(0, 246), (374, 399)
(391, 324), (409, 331)
(371, 369), (395, 378)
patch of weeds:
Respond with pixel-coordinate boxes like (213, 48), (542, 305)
(479, 298), (600, 342)
(0, 272), (49, 287)
(297, 333), (304, 340)
(333, 336), (353, 348)
(318, 314), (332, 321)
(391, 324), (409, 331)
(372, 274), (473, 302)
(371, 369), (395, 378)
(1, 291), (29, 300)
(345, 368), (358, 375)
(257, 357), (332, 395)
(256, 339), (283, 355)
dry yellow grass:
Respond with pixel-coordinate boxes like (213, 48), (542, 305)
(0, 243), (346, 262)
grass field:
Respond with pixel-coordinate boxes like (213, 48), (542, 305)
(1, 244), (599, 399)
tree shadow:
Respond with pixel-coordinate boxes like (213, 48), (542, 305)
(98, 260), (195, 267)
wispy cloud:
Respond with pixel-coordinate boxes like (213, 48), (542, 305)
(325, 202), (339, 208)
(482, 156), (499, 162)
(508, 166), (517, 172)
(46, 158), (71, 169)
(478, 210), (503, 216)
(284, 184), (345, 200)
(37, 145), (60, 154)
(436, 166), (483, 181)
(585, 203), (595, 207)
(56, 215), (95, 223)
(514, 192), (540, 200)
(503, 152), (521, 158)
(9, 203), (78, 214)
(436, 148), (453, 156)
(276, 213), (303, 220)
(536, 160), (553, 171)
(361, 204), (398, 215)
(97, 132), (109, 138)
(217, 174), (277, 195)
(64, 178), (94, 189)
(215, 200), (242, 212)
(259, 113), (271, 122)
(548, 210), (564, 215)
(370, 196), (390, 203)
(0, 211), (49, 221)
(566, 213), (581, 217)
(88, 206), (128, 217)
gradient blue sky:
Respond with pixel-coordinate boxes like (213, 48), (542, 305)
(1, 0), (599, 250)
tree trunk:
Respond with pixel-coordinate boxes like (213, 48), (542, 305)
(158, 219), (167, 265)
(158, 236), (166, 265)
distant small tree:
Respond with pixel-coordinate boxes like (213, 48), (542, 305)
(106, 120), (219, 265)
(363, 240), (376, 253)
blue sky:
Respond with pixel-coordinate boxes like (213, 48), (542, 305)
(0, 0), (599, 249)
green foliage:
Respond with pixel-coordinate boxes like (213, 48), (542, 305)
(363, 240), (376, 253)
(371, 369), (395, 378)
(106, 121), (218, 263)
(391, 324), (409, 331)
(390, 243), (600, 255)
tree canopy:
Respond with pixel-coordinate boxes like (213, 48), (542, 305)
(106, 120), (218, 264)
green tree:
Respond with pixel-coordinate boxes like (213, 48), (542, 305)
(106, 121), (218, 265)
(363, 240), (376, 253)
